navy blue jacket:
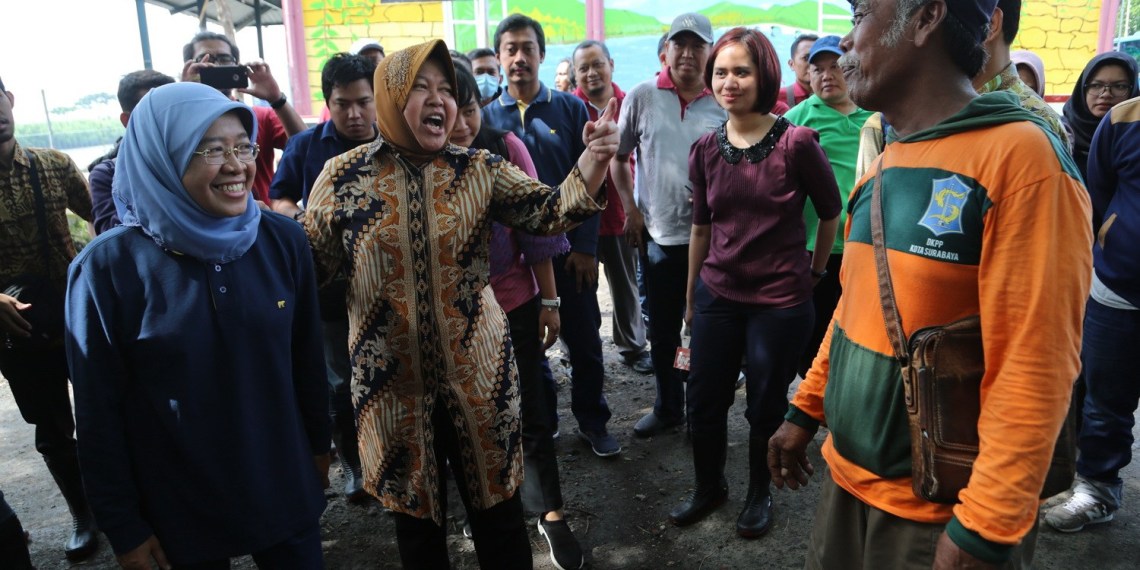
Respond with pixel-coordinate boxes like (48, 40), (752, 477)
(269, 120), (374, 203)
(65, 213), (330, 562)
(483, 82), (601, 256)
(1088, 97), (1140, 306)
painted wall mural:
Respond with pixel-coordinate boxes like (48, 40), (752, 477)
(1014, 0), (1103, 97)
(294, 0), (1127, 113)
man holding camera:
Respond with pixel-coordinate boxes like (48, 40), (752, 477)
(181, 31), (306, 205)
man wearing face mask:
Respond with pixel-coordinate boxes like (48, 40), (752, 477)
(468, 48), (503, 105)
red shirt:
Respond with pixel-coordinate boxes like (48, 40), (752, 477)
(252, 106), (288, 204)
(777, 81), (812, 110)
(574, 82), (630, 237)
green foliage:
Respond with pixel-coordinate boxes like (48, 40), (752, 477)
(15, 118), (121, 150)
(68, 211), (91, 252)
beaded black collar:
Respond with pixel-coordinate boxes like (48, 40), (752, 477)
(716, 116), (790, 164)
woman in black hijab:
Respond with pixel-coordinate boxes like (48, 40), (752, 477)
(1062, 52), (1138, 179)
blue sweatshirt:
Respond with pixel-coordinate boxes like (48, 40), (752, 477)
(1087, 97), (1140, 306)
(65, 213), (330, 563)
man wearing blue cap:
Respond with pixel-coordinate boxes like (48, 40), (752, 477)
(769, 0), (1092, 568)
(783, 35), (872, 378)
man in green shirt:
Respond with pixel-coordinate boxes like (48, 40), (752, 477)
(783, 35), (873, 376)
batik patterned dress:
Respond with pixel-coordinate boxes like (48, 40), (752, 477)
(305, 138), (602, 523)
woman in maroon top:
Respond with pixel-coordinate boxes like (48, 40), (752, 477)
(668, 27), (841, 538)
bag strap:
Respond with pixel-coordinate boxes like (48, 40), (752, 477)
(23, 147), (52, 262)
(869, 158), (909, 365)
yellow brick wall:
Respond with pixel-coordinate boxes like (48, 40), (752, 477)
(303, 1), (445, 109)
(1014, 0), (1103, 96)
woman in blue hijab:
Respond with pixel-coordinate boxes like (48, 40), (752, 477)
(64, 82), (331, 569)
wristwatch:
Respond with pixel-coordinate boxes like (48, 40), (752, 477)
(811, 268), (828, 279)
(270, 93), (288, 110)
(540, 297), (561, 311)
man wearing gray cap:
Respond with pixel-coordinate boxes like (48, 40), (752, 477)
(612, 12), (726, 438)
(769, 0), (1092, 567)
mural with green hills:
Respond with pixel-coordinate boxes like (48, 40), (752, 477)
(500, 0), (851, 44)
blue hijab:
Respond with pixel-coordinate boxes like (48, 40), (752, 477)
(112, 82), (260, 263)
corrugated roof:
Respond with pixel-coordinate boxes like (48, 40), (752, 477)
(144, 0), (283, 30)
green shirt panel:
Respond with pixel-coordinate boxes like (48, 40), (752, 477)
(785, 95), (873, 254)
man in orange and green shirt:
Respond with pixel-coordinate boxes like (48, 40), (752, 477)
(768, 0), (1092, 568)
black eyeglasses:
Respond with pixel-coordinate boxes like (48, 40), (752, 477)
(1084, 82), (1132, 97)
(192, 143), (259, 165)
(195, 53), (237, 66)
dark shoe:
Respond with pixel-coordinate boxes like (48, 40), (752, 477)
(44, 452), (99, 562)
(0, 515), (34, 570)
(736, 494), (772, 538)
(633, 412), (683, 438)
(668, 479), (728, 526)
(623, 351), (653, 374)
(735, 371), (746, 390)
(578, 428), (622, 457)
(463, 521), (473, 540)
(737, 435), (773, 538)
(538, 516), (584, 570)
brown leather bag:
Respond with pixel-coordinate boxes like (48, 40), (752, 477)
(869, 161), (1076, 504)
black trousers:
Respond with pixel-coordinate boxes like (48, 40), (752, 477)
(509, 296), (564, 514)
(393, 404), (532, 569)
(0, 344), (77, 460)
(798, 253), (843, 377)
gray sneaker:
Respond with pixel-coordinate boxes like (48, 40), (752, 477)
(1044, 491), (1115, 532)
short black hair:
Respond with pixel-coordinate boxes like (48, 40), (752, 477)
(0, 76), (5, 93)
(467, 48), (495, 61)
(657, 33), (669, 56)
(494, 14), (546, 55)
(997, 0), (1020, 45)
(117, 70), (175, 113)
(943, 12), (989, 78)
(789, 34), (819, 59)
(450, 50), (473, 71)
(454, 63), (480, 109)
(573, 40), (611, 66)
(183, 31), (240, 63)
(320, 53), (376, 103)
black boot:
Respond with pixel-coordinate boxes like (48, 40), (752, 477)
(669, 431), (728, 526)
(43, 451), (99, 561)
(0, 514), (34, 570)
(736, 436), (773, 538)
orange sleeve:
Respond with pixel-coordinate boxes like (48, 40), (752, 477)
(954, 171), (1092, 545)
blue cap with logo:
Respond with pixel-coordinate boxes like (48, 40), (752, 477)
(808, 35), (844, 63)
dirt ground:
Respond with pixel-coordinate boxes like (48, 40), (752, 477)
(3, 273), (1140, 569)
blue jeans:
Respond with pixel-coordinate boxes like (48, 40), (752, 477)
(552, 253), (611, 432)
(642, 240), (689, 422)
(686, 280), (813, 438)
(1076, 298), (1140, 508)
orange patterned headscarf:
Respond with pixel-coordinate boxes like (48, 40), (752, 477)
(373, 39), (457, 165)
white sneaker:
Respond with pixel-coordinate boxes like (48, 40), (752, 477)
(1044, 491), (1115, 532)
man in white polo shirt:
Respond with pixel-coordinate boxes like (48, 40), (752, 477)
(611, 12), (726, 437)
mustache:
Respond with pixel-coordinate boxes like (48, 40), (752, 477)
(837, 53), (860, 73)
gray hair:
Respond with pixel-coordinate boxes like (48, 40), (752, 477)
(882, 0), (932, 47)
